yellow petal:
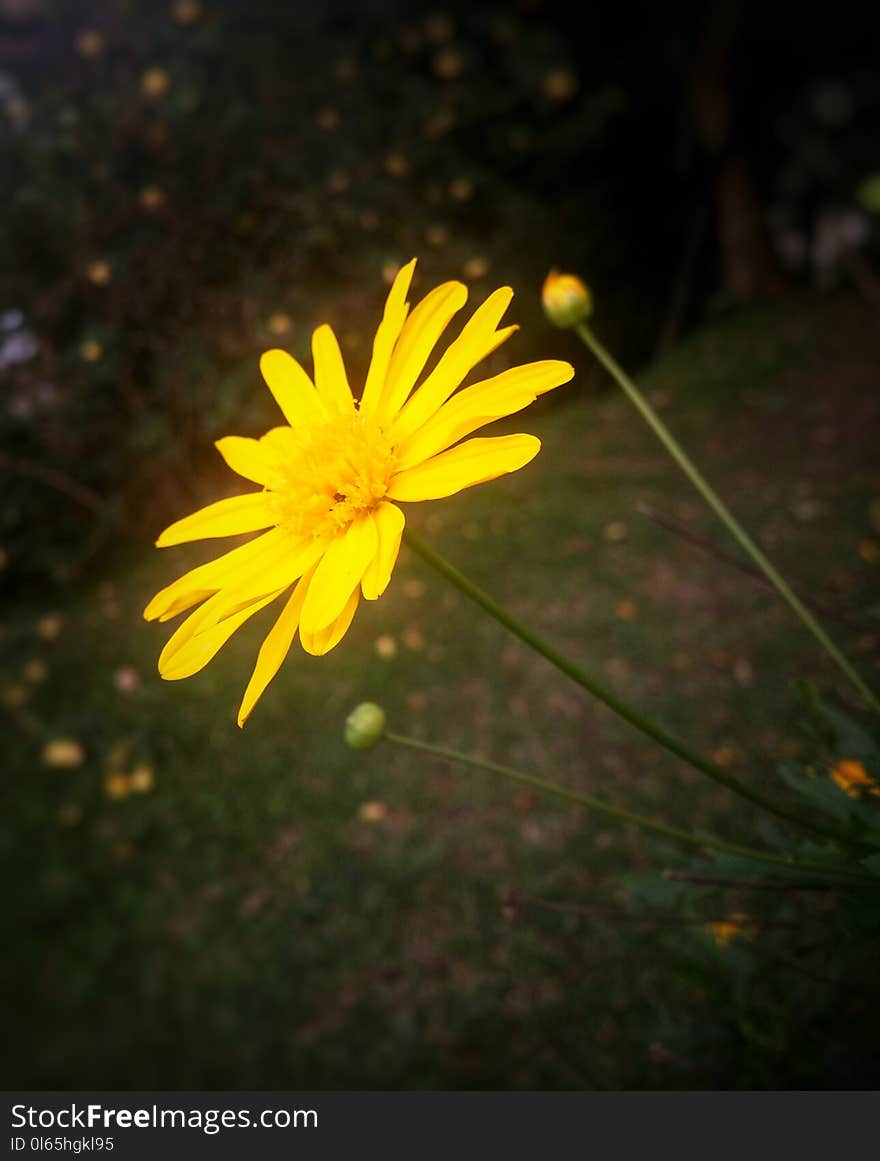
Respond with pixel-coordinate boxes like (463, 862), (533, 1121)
(299, 517), (379, 634)
(237, 569), (313, 726)
(391, 286), (516, 443)
(312, 324), (354, 413)
(388, 434), (540, 502)
(395, 360), (573, 470)
(159, 589), (285, 681)
(188, 532), (327, 635)
(375, 281), (468, 422)
(215, 436), (276, 485)
(144, 530), (283, 622)
(359, 258), (416, 416)
(361, 501), (405, 600)
(259, 348), (325, 427)
(300, 583), (360, 656)
(155, 493), (276, 547)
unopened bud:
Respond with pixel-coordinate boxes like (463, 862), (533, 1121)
(344, 702), (387, 750)
(542, 269), (592, 328)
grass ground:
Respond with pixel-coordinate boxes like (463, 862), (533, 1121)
(3, 292), (879, 1089)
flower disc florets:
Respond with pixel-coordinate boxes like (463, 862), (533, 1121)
(267, 410), (396, 540)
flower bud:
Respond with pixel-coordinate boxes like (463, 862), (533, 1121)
(344, 702), (387, 750)
(542, 269), (592, 328)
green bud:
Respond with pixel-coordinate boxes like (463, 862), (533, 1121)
(344, 702), (387, 750)
(542, 269), (593, 328)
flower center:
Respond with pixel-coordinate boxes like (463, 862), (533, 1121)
(266, 410), (396, 539)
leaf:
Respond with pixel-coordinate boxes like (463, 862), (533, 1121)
(821, 705), (879, 763)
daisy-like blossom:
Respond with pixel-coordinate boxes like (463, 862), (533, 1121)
(144, 259), (574, 725)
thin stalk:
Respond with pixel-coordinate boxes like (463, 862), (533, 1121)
(404, 529), (854, 845)
(385, 731), (874, 884)
(575, 321), (880, 716)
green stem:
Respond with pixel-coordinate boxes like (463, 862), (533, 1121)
(575, 321), (880, 717)
(384, 731), (874, 883)
(404, 529), (856, 846)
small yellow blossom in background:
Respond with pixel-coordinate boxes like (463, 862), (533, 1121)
(75, 29), (104, 58)
(449, 178), (473, 202)
(86, 259), (112, 286)
(858, 539), (879, 564)
(830, 758), (880, 798)
(129, 764), (155, 794)
(542, 68), (579, 102)
(79, 340), (103, 363)
(145, 259), (574, 724)
(384, 153), (410, 178)
(42, 738), (85, 769)
(37, 612), (64, 640)
(462, 256), (490, 281)
(603, 520), (627, 542)
(139, 185), (166, 212)
(432, 49), (464, 79)
(104, 772), (130, 800)
(172, 0), (203, 25)
(542, 269), (593, 328)
(315, 106), (339, 131)
(266, 312), (292, 337)
(615, 600), (638, 622)
(374, 635), (398, 660)
(706, 912), (756, 948)
(358, 801), (388, 823)
(141, 67), (171, 99)
(23, 659), (47, 684)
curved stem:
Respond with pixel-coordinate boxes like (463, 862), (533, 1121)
(385, 731), (874, 884)
(404, 529), (856, 846)
(575, 321), (880, 717)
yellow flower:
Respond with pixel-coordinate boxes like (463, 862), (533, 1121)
(173, 0), (203, 25)
(79, 339), (103, 363)
(145, 259), (574, 725)
(42, 738), (86, 769)
(542, 270), (593, 328)
(75, 29), (104, 58)
(129, 763), (155, 793)
(141, 67), (171, 99)
(706, 912), (756, 948)
(86, 259), (112, 286)
(830, 758), (880, 798)
(139, 185), (166, 211)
